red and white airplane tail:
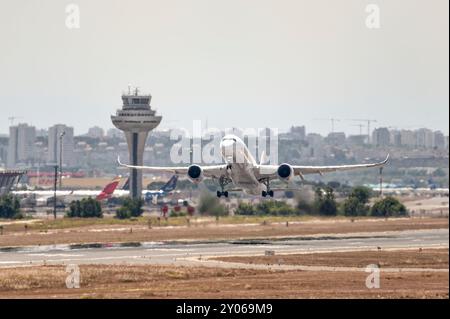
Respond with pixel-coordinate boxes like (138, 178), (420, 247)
(96, 177), (121, 201)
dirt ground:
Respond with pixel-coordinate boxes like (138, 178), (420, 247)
(0, 217), (447, 247)
(0, 263), (447, 299)
(214, 248), (449, 269)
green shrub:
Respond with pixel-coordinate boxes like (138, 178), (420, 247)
(169, 210), (187, 217)
(341, 186), (372, 216)
(66, 198), (102, 218)
(115, 206), (131, 219)
(197, 193), (228, 216)
(314, 187), (337, 216)
(350, 186), (372, 203)
(342, 196), (369, 216)
(0, 195), (22, 219)
(255, 201), (298, 216)
(370, 196), (407, 217)
(234, 202), (256, 216)
(235, 201), (300, 216)
(115, 198), (144, 219)
(296, 199), (313, 215)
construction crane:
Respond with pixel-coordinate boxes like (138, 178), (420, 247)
(8, 116), (24, 126)
(351, 124), (365, 135)
(348, 119), (377, 143)
(314, 118), (341, 133)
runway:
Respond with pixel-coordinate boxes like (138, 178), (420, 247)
(0, 228), (447, 269)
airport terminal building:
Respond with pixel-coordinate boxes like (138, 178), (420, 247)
(0, 169), (26, 195)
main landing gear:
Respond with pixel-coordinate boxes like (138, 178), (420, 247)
(217, 190), (229, 198)
(262, 190), (274, 198)
(261, 178), (274, 198)
(217, 176), (232, 198)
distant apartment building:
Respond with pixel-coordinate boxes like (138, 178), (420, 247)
(0, 136), (8, 167)
(289, 126), (306, 140)
(400, 130), (416, 147)
(306, 133), (323, 147)
(106, 128), (124, 139)
(35, 129), (48, 138)
(86, 126), (105, 139)
(346, 135), (367, 146)
(433, 131), (446, 149)
(325, 132), (346, 146)
(7, 123), (36, 167)
(47, 124), (75, 167)
(372, 127), (390, 146)
(389, 130), (402, 147)
(415, 128), (434, 148)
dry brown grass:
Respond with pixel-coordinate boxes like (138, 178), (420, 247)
(0, 217), (447, 247)
(0, 264), (447, 299)
(214, 248), (449, 269)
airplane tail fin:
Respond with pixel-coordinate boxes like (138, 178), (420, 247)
(260, 150), (269, 165)
(161, 175), (178, 192)
(96, 177), (121, 201)
(122, 178), (130, 190)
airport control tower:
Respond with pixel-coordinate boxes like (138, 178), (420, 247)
(111, 88), (162, 198)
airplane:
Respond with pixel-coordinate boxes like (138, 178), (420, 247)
(15, 177), (122, 206)
(118, 134), (390, 198)
(144, 175), (179, 204)
(96, 178), (122, 201)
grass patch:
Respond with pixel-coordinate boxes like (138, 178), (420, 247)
(0, 214), (406, 234)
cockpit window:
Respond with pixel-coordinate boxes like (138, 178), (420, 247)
(223, 137), (237, 142)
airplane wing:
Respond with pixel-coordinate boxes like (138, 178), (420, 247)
(256, 154), (389, 180)
(117, 157), (228, 178)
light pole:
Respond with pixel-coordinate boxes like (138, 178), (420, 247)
(59, 131), (66, 189)
(379, 167), (384, 198)
(53, 165), (58, 219)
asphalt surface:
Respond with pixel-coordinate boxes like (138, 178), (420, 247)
(0, 229), (447, 269)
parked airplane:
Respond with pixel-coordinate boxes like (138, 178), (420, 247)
(119, 134), (390, 198)
(96, 178), (122, 201)
(144, 175), (178, 204)
(15, 177), (122, 206)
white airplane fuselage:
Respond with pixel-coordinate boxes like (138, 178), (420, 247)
(219, 135), (265, 195)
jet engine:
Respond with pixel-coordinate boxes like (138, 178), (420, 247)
(277, 163), (294, 181)
(187, 165), (204, 183)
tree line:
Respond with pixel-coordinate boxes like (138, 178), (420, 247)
(234, 186), (407, 217)
(1, 185), (407, 220)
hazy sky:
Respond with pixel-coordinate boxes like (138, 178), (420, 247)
(0, 0), (448, 136)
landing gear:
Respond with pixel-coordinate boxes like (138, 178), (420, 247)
(261, 178), (274, 198)
(262, 190), (274, 198)
(216, 176), (232, 198)
(217, 190), (229, 198)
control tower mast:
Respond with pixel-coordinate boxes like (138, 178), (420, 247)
(111, 87), (162, 198)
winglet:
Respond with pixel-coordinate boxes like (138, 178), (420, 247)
(382, 153), (390, 165)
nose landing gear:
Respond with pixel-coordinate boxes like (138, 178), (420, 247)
(217, 191), (229, 198)
(261, 178), (275, 198)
